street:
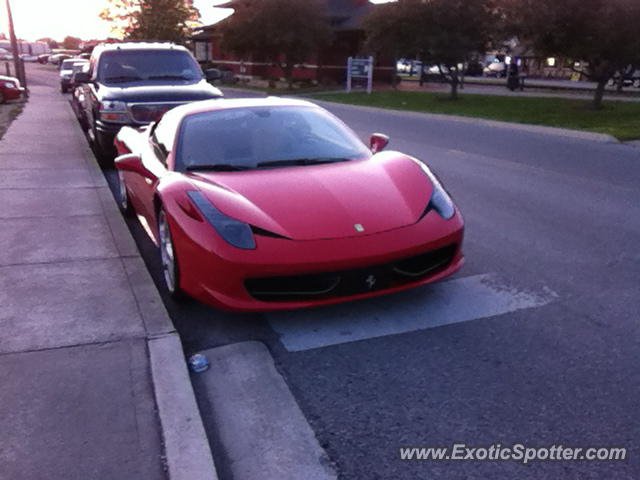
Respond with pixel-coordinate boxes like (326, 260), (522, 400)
(30, 64), (640, 479)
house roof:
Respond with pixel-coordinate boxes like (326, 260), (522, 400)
(212, 0), (374, 31)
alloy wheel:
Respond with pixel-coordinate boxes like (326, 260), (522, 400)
(118, 171), (129, 213)
(158, 210), (177, 294)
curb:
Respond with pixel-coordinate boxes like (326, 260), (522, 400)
(73, 104), (219, 480)
(307, 98), (619, 144)
(193, 342), (337, 480)
(151, 334), (219, 480)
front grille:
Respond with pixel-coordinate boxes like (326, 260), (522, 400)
(129, 103), (183, 123)
(245, 244), (458, 302)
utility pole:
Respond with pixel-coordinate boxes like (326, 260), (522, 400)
(5, 0), (23, 86)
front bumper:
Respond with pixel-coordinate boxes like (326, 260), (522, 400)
(168, 205), (465, 312)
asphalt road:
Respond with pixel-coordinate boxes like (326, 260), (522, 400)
(31, 64), (640, 479)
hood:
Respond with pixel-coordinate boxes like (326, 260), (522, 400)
(188, 152), (433, 241)
(97, 80), (222, 103)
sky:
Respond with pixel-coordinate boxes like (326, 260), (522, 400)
(0, 0), (392, 42)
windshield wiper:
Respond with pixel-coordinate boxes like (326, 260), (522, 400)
(186, 164), (252, 172)
(105, 75), (144, 83)
(257, 158), (349, 168)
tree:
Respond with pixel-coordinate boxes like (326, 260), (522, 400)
(62, 36), (82, 50)
(362, 1), (414, 89)
(220, 0), (332, 88)
(502, 0), (640, 109)
(37, 37), (59, 49)
(364, 0), (496, 100)
(100, 0), (200, 43)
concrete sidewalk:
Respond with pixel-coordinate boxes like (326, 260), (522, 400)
(0, 81), (216, 478)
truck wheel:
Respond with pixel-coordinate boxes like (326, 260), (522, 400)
(90, 121), (114, 169)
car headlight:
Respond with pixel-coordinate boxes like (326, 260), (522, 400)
(99, 100), (131, 123)
(420, 164), (455, 220)
(2, 81), (15, 88)
(187, 191), (256, 250)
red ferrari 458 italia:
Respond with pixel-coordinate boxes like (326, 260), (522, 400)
(114, 97), (464, 312)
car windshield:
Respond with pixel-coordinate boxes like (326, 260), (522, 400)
(99, 50), (202, 85)
(176, 106), (371, 171)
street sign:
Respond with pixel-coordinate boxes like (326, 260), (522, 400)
(347, 56), (374, 94)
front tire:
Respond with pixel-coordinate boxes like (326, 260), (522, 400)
(90, 120), (114, 168)
(117, 171), (134, 217)
(158, 208), (185, 301)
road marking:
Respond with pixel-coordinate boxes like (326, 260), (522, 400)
(267, 273), (557, 352)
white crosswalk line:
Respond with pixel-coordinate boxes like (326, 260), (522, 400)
(267, 273), (557, 352)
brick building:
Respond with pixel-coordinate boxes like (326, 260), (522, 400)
(191, 0), (394, 85)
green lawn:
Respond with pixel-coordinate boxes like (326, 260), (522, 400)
(310, 91), (640, 141)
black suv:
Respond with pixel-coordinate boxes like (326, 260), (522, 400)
(73, 42), (222, 164)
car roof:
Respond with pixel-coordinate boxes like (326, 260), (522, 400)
(94, 42), (189, 54)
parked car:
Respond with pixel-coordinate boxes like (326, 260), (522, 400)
(19, 54), (38, 62)
(0, 75), (25, 103)
(70, 83), (89, 129)
(484, 61), (506, 77)
(68, 62), (90, 91)
(37, 54), (51, 64)
(49, 53), (70, 65)
(113, 97), (465, 311)
(608, 69), (640, 88)
(465, 60), (484, 77)
(73, 42), (223, 164)
(59, 58), (86, 93)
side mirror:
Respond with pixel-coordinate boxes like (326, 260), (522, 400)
(115, 154), (152, 178)
(74, 72), (90, 84)
(370, 133), (390, 153)
(205, 68), (222, 82)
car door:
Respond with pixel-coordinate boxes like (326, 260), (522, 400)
(83, 54), (101, 130)
(133, 130), (169, 234)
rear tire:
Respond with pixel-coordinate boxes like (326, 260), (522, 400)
(158, 208), (185, 302)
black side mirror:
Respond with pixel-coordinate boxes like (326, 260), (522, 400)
(74, 72), (90, 84)
(370, 133), (390, 153)
(205, 68), (222, 82)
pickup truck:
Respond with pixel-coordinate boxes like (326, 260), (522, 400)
(72, 42), (222, 165)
